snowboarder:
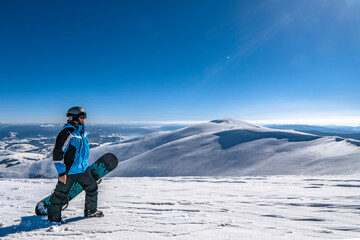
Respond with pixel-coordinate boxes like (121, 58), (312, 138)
(48, 106), (104, 223)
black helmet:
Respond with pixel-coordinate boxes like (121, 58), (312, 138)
(66, 106), (87, 122)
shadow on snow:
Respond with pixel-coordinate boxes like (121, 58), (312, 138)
(0, 215), (86, 237)
(215, 130), (321, 150)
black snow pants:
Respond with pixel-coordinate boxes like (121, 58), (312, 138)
(48, 167), (98, 221)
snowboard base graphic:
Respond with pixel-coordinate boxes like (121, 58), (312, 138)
(35, 153), (118, 216)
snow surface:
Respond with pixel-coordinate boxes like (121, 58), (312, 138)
(1, 119), (360, 239)
(3, 119), (359, 178)
(1, 176), (360, 239)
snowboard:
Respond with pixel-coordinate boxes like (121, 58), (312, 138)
(35, 153), (118, 216)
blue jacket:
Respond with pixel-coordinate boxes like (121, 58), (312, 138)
(53, 122), (90, 176)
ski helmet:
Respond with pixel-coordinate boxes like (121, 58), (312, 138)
(66, 106), (87, 122)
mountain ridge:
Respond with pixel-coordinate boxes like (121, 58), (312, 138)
(1, 119), (360, 178)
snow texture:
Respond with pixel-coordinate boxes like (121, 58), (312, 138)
(1, 176), (360, 239)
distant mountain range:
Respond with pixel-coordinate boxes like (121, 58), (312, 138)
(0, 123), (187, 170)
(2, 119), (360, 178)
(265, 124), (360, 141)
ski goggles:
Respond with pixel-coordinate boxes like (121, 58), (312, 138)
(78, 113), (87, 119)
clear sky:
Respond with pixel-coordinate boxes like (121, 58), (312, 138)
(1, 0), (359, 125)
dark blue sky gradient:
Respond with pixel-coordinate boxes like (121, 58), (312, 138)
(1, 0), (360, 124)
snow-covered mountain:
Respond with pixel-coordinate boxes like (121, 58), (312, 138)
(0, 123), (187, 171)
(1, 119), (360, 178)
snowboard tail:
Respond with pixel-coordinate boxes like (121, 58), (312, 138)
(35, 153), (118, 216)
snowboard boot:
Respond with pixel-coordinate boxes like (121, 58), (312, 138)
(48, 217), (65, 224)
(84, 209), (104, 218)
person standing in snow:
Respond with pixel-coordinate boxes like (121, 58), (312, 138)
(48, 106), (103, 223)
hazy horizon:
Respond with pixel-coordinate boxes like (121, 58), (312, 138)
(1, 118), (360, 127)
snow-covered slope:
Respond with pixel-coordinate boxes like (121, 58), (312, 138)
(2, 119), (360, 178)
(2, 176), (360, 239)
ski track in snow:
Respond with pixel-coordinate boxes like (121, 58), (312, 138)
(1, 176), (360, 239)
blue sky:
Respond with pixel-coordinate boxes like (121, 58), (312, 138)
(1, 0), (360, 125)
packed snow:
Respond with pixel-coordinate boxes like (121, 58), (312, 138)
(1, 176), (360, 239)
